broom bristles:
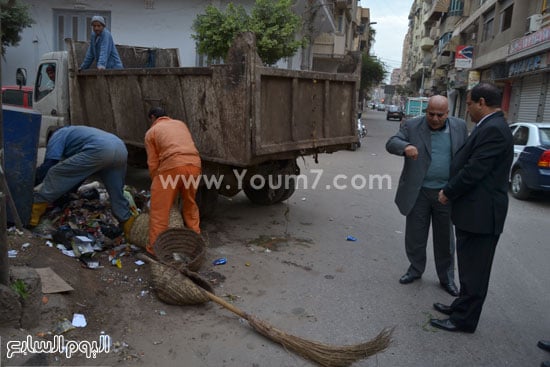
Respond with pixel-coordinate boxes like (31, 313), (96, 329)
(247, 315), (394, 367)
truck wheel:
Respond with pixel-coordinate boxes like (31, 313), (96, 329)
(277, 176), (296, 202)
(243, 181), (286, 205)
(196, 185), (218, 218)
(510, 169), (530, 200)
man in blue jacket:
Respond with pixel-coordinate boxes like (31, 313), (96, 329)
(432, 82), (514, 333)
(80, 15), (123, 70)
(31, 126), (135, 235)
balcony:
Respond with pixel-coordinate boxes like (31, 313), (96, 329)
(420, 37), (434, 51)
(312, 33), (347, 57)
(425, 0), (450, 23)
(335, 0), (352, 10)
(436, 54), (453, 68)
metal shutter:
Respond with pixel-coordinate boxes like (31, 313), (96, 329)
(544, 75), (550, 122)
(517, 75), (542, 122)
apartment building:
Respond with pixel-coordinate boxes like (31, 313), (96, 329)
(401, 0), (550, 122)
(2, 0), (369, 85)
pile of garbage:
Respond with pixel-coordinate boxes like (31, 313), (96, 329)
(32, 181), (150, 269)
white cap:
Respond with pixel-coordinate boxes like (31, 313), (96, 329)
(91, 15), (106, 26)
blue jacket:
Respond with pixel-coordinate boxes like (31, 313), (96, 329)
(80, 28), (124, 69)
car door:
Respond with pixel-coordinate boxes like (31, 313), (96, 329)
(512, 125), (529, 167)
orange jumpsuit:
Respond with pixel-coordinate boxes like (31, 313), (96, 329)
(144, 116), (201, 255)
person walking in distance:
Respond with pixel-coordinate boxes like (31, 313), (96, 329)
(431, 82), (513, 333)
(145, 107), (202, 256)
(386, 95), (467, 296)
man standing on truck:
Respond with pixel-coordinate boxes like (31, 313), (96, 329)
(386, 95), (468, 296)
(30, 126), (136, 235)
(145, 107), (202, 256)
(80, 15), (123, 70)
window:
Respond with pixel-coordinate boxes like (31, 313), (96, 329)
(53, 10), (110, 50)
(482, 8), (495, 41)
(2, 90), (24, 106)
(449, 0), (464, 16)
(500, 4), (513, 32)
(513, 126), (529, 145)
(35, 63), (57, 101)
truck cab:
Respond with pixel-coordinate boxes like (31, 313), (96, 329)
(32, 51), (70, 146)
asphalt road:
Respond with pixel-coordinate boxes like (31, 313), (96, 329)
(39, 111), (548, 366)
(168, 109), (549, 367)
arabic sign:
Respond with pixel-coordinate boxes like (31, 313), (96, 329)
(509, 27), (550, 55)
(455, 45), (474, 69)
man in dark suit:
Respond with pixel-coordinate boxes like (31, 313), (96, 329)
(386, 95), (467, 296)
(431, 82), (513, 333)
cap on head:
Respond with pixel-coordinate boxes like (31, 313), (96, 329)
(91, 15), (106, 26)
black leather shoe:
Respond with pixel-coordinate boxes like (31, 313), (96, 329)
(399, 272), (420, 284)
(433, 302), (452, 315)
(538, 340), (550, 352)
(430, 318), (475, 333)
(440, 282), (459, 297)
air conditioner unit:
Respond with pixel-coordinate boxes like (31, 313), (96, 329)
(526, 14), (543, 34)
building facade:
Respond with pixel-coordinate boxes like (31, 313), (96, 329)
(2, 0), (370, 85)
(401, 0), (550, 122)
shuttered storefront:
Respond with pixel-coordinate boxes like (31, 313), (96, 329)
(517, 75), (542, 122)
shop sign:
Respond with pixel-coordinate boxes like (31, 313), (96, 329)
(508, 53), (547, 77)
(509, 27), (550, 55)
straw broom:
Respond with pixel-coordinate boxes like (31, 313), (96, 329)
(137, 253), (394, 367)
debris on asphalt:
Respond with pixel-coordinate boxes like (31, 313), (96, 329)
(71, 313), (87, 327)
(212, 257), (227, 266)
(346, 235), (357, 241)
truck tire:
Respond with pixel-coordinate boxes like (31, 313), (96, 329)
(243, 180), (286, 205)
(196, 185), (218, 218)
(277, 176), (296, 202)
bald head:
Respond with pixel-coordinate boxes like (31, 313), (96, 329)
(425, 95), (449, 130)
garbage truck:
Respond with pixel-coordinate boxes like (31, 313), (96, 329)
(19, 33), (361, 215)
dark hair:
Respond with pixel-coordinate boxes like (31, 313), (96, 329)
(148, 107), (167, 119)
(470, 82), (502, 107)
(46, 65), (55, 72)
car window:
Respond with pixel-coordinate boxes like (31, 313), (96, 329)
(35, 63), (56, 101)
(513, 126), (529, 145)
(539, 128), (550, 146)
(2, 89), (24, 106)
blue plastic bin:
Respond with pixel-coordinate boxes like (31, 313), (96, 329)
(2, 106), (41, 226)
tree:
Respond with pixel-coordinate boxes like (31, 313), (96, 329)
(360, 54), (387, 92)
(1, 0), (33, 56)
(192, 0), (303, 66)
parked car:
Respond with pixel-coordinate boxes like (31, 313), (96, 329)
(1, 85), (33, 109)
(509, 122), (550, 199)
(386, 105), (403, 121)
(376, 103), (386, 111)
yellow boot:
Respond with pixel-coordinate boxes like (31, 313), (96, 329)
(122, 215), (137, 238)
(30, 202), (48, 227)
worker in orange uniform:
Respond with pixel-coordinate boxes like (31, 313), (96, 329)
(144, 107), (202, 256)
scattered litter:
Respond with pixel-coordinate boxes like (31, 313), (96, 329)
(346, 235), (357, 241)
(158, 310), (166, 316)
(395, 230), (403, 234)
(245, 262), (251, 267)
(42, 296), (49, 304)
(264, 248), (272, 253)
(139, 290), (149, 298)
(53, 319), (75, 334)
(212, 257), (227, 266)
(80, 256), (101, 270)
(35, 267), (74, 293)
(45, 240), (54, 247)
(7, 227), (24, 236)
(112, 258), (122, 268)
(8, 250), (18, 258)
(71, 313), (87, 327)
(153, 340), (163, 345)
(371, 153), (377, 156)
(134, 260), (145, 266)
(301, 197), (307, 201)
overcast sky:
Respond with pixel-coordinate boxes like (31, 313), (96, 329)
(360, 0), (412, 74)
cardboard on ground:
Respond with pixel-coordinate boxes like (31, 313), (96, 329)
(35, 267), (74, 293)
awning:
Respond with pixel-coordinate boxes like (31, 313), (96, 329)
(434, 0), (451, 13)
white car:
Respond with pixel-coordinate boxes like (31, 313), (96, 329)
(509, 122), (550, 199)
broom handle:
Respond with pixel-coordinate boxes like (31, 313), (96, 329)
(136, 252), (249, 320)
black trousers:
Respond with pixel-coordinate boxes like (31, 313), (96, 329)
(450, 228), (499, 332)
